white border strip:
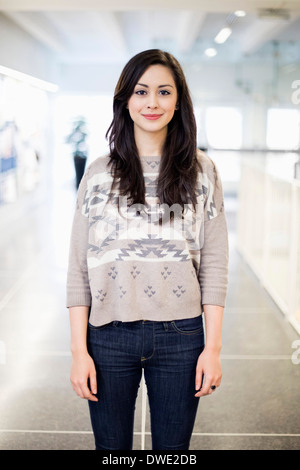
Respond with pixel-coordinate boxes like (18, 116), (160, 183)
(0, 430), (299, 438)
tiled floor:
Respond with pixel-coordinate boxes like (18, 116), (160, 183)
(0, 181), (299, 450)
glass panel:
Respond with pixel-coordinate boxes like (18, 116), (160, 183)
(266, 108), (300, 150)
(205, 107), (243, 149)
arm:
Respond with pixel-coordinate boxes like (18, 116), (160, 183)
(69, 306), (98, 402)
(66, 168), (92, 309)
(195, 305), (223, 397)
(67, 170), (97, 401)
(195, 159), (228, 397)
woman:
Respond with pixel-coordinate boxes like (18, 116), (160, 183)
(67, 49), (228, 450)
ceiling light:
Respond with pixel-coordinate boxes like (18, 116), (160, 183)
(214, 27), (232, 44)
(205, 48), (217, 57)
(234, 10), (246, 17)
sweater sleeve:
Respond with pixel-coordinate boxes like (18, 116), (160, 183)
(66, 168), (92, 308)
(198, 161), (229, 308)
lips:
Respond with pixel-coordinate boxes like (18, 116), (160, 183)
(142, 114), (163, 120)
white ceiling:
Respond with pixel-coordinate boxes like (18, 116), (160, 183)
(1, 0), (300, 65)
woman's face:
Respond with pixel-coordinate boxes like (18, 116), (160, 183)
(127, 64), (178, 138)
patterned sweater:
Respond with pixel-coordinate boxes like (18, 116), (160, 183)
(66, 151), (228, 326)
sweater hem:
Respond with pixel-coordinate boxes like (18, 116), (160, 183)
(88, 302), (202, 328)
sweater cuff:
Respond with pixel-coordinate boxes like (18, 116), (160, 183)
(66, 291), (91, 308)
(201, 289), (227, 308)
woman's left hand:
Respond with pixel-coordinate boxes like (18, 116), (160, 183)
(194, 347), (222, 397)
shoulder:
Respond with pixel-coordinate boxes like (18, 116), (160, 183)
(196, 149), (218, 185)
(85, 154), (111, 178)
(78, 154), (112, 196)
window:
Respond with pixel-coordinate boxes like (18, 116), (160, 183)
(205, 107), (243, 149)
(266, 108), (300, 150)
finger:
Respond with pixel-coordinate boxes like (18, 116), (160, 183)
(194, 375), (213, 397)
(88, 375), (98, 402)
(88, 393), (98, 402)
(195, 387), (212, 397)
(73, 380), (98, 402)
(80, 383), (98, 401)
(89, 372), (98, 396)
(195, 386), (210, 397)
(196, 382), (220, 397)
(195, 367), (204, 392)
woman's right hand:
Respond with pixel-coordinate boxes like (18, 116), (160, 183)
(70, 352), (98, 402)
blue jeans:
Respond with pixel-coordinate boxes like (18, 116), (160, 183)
(87, 316), (205, 450)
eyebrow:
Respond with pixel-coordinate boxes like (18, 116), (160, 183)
(136, 83), (174, 88)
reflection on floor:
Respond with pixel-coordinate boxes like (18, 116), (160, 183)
(0, 182), (299, 450)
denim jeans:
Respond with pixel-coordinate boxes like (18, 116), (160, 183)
(87, 316), (205, 450)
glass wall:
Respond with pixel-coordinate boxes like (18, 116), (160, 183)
(266, 108), (300, 151)
(205, 106), (243, 150)
(0, 73), (50, 204)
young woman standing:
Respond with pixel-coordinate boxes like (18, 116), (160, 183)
(67, 49), (228, 450)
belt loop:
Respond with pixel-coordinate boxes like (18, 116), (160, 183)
(163, 322), (169, 331)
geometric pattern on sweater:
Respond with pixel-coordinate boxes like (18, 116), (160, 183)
(66, 152), (229, 326)
(82, 156), (218, 272)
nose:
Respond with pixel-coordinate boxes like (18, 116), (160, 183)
(147, 92), (159, 109)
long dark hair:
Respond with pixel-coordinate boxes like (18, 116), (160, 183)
(106, 49), (200, 209)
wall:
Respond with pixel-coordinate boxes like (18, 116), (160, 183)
(0, 13), (59, 208)
(0, 13), (58, 84)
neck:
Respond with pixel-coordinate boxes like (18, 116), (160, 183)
(134, 126), (166, 157)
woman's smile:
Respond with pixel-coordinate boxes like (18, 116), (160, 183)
(142, 114), (163, 120)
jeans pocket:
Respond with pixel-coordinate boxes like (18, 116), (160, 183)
(88, 321), (112, 330)
(171, 316), (203, 335)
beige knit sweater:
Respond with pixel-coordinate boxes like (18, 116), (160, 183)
(66, 151), (228, 326)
